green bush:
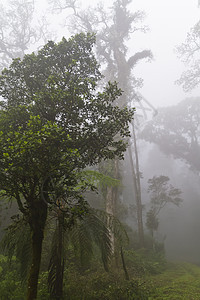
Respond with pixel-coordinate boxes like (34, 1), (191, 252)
(0, 255), (25, 300)
(64, 265), (151, 300)
(124, 248), (166, 276)
(0, 254), (50, 300)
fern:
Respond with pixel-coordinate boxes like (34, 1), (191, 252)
(79, 170), (120, 189)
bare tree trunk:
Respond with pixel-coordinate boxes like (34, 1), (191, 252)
(132, 122), (144, 247)
(120, 246), (129, 280)
(105, 158), (119, 253)
(106, 186), (115, 252)
(128, 131), (144, 248)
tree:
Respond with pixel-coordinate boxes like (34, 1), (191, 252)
(176, 20), (200, 91)
(50, 0), (153, 248)
(146, 209), (159, 239)
(0, 33), (134, 300)
(0, 0), (52, 70)
(47, 207), (128, 298)
(47, 170), (123, 299)
(146, 175), (183, 241)
(140, 97), (200, 173)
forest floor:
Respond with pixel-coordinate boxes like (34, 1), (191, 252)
(147, 261), (200, 299)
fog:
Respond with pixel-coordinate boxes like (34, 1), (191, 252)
(139, 141), (200, 263)
(30, 0), (200, 107)
(69, 0), (200, 107)
(1, 0), (200, 269)
(133, 0), (200, 107)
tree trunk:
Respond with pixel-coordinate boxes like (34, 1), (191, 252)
(128, 144), (144, 248)
(27, 202), (47, 300)
(105, 158), (119, 253)
(120, 247), (129, 280)
(51, 212), (64, 300)
(26, 227), (44, 300)
(106, 185), (115, 253)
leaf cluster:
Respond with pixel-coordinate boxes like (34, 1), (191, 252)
(0, 33), (133, 218)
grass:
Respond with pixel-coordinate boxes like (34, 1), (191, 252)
(2, 251), (200, 299)
(62, 256), (200, 299)
(147, 262), (200, 299)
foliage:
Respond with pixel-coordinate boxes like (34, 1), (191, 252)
(147, 175), (183, 215)
(63, 265), (151, 300)
(79, 170), (120, 190)
(52, 0), (152, 104)
(0, 255), (49, 300)
(140, 97), (200, 172)
(56, 0), (153, 250)
(37, 272), (50, 300)
(176, 21), (200, 91)
(47, 208), (114, 297)
(146, 209), (159, 234)
(0, 33), (134, 299)
(1, 217), (31, 282)
(146, 262), (200, 299)
(0, 111), (85, 224)
(0, 33), (133, 163)
(0, 0), (51, 70)
(2, 253), (200, 299)
(124, 248), (166, 276)
(0, 255), (25, 300)
(146, 175), (183, 237)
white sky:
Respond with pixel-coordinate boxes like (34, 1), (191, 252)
(131, 0), (200, 108)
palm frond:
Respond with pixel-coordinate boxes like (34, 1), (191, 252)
(48, 219), (64, 298)
(95, 209), (129, 246)
(1, 216), (31, 282)
(66, 208), (128, 271)
(81, 209), (112, 271)
(70, 217), (94, 266)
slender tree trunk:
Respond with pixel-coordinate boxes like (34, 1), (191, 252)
(128, 143), (144, 248)
(105, 158), (119, 253)
(132, 123), (144, 248)
(106, 186), (115, 253)
(120, 247), (129, 280)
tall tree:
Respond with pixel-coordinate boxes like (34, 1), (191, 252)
(0, 33), (133, 300)
(146, 175), (183, 241)
(140, 97), (200, 173)
(50, 0), (153, 248)
(0, 0), (52, 70)
(176, 20), (200, 91)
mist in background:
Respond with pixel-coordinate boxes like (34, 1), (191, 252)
(1, 0), (200, 264)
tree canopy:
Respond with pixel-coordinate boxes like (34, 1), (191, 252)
(176, 21), (200, 91)
(0, 32), (134, 299)
(140, 97), (200, 172)
(146, 175), (183, 239)
(0, 0), (51, 70)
